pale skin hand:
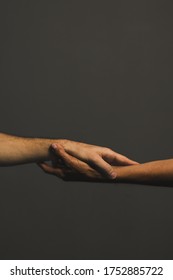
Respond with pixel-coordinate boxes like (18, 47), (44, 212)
(38, 143), (139, 182)
(58, 140), (138, 178)
(0, 133), (137, 179)
(39, 144), (173, 186)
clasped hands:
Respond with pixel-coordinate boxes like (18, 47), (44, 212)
(38, 140), (138, 182)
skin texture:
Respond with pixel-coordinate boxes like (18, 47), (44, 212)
(116, 159), (173, 186)
(58, 140), (138, 178)
(39, 144), (173, 186)
(0, 133), (137, 179)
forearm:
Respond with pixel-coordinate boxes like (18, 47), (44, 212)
(0, 133), (61, 166)
(115, 159), (173, 186)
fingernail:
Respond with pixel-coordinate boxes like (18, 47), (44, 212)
(51, 143), (57, 150)
(110, 172), (117, 179)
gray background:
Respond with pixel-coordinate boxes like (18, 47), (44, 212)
(0, 0), (173, 259)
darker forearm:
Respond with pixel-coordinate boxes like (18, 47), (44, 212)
(115, 159), (173, 186)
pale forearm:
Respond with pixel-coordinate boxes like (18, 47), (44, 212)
(0, 133), (61, 166)
(115, 159), (173, 186)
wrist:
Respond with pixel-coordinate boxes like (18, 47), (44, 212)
(30, 138), (62, 162)
(113, 166), (134, 183)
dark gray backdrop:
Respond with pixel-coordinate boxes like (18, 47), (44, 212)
(0, 0), (173, 259)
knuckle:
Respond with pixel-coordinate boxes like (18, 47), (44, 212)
(104, 147), (112, 153)
(87, 157), (98, 166)
(92, 155), (99, 162)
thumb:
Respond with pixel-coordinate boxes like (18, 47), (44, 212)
(51, 143), (65, 157)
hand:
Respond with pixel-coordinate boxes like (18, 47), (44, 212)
(57, 139), (138, 178)
(38, 143), (138, 182)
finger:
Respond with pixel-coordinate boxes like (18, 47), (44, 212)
(102, 150), (139, 166)
(88, 155), (117, 179)
(37, 163), (55, 173)
(37, 162), (65, 178)
(118, 156), (139, 165)
(38, 162), (103, 182)
(51, 143), (107, 180)
(114, 154), (139, 165)
(49, 146), (67, 168)
(51, 144), (71, 168)
(51, 144), (90, 174)
(54, 145), (108, 182)
(52, 143), (117, 179)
